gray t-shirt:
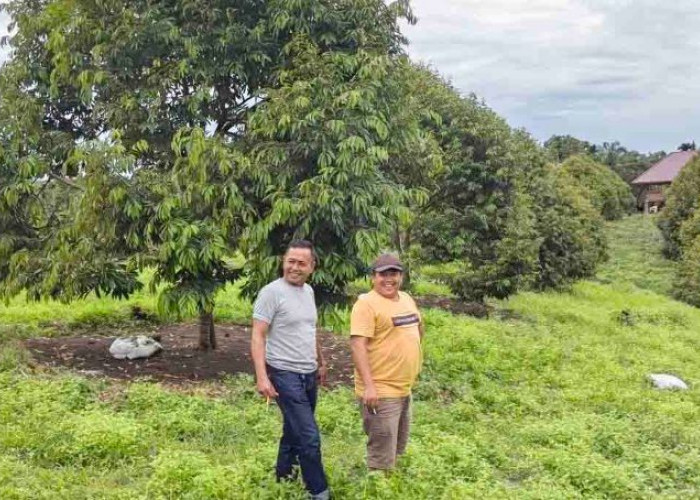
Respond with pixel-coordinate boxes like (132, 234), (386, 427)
(253, 278), (318, 373)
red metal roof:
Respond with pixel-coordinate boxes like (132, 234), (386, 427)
(631, 150), (698, 185)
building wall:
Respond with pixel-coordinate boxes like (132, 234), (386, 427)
(638, 184), (668, 213)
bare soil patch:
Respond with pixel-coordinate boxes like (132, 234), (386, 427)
(24, 323), (354, 387)
(415, 295), (492, 317)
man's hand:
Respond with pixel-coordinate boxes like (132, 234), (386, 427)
(362, 384), (379, 413)
(317, 363), (328, 387)
(256, 376), (278, 398)
(351, 335), (379, 412)
(251, 320), (277, 399)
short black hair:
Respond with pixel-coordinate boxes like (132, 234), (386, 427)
(285, 239), (317, 264)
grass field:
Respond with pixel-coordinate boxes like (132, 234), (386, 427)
(1, 215), (699, 498)
(595, 214), (677, 296)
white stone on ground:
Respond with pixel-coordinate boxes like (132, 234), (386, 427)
(648, 373), (688, 390)
(109, 336), (162, 360)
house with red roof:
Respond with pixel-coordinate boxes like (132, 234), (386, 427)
(631, 150), (698, 213)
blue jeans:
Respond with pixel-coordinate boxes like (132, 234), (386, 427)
(267, 365), (329, 496)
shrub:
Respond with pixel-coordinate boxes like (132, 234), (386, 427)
(530, 167), (607, 289)
(408, 77), (545, 302)
(445, 191), (540, 302)
(657, 156), (700, 259)
(673, 235), (700, 306)
(415, 119), (608, 301)
(557, 155), (635, 220)
(655, 156), (700, 304)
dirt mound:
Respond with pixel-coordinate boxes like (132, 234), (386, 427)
(24, 323), (354, 387)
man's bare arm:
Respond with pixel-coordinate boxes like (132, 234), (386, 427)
(316, 332), (327, 386)
(350, 336), (378, 411)
(251, 319), (278, 398)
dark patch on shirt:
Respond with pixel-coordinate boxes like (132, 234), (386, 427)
(392, 313), (420, 327)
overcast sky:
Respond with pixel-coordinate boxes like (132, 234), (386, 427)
(402, 0), (700, 153)
(2, 2), (698, 153)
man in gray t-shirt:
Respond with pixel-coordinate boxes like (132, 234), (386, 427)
(251, 240), (329, 500)
(253, 277), (318, 373)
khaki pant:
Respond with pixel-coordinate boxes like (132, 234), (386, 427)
(360, 396), (411, 469)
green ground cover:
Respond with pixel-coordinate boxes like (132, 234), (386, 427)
(1, 215), (698, 498)
(595, 214), (677, 296)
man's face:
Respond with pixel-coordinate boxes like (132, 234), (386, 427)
(372, 269), (403, 299)
(282, 247), (315, 286)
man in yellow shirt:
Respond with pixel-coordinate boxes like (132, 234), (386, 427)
(350, 253), (424, 470)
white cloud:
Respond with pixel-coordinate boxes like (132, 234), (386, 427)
(0, 9), (10, 65)
(403, 0), (700, 152)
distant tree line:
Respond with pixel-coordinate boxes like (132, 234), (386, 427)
(544, 134), (666, 184)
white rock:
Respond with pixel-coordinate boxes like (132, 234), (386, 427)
(109, 336), (162, 360)
(648, 373), (688, 390)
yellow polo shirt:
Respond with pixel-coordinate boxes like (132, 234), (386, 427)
(350, 290), (422, 398)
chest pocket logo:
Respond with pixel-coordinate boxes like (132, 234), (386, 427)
(392, 313), (420, 327)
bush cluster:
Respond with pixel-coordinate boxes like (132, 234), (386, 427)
(408, 73), (607, 302)
(557, 155), (635, 221)
(657, 156), (700, 305)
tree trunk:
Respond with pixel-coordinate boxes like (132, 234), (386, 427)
(392, 223), (413, 289)
(402, 227), (412, 290)
(198, 311), (217, 350)
(393, 224), (404, 255)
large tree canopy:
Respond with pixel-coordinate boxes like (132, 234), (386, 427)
(241, 42), (427, 305)
(0, 0), (416, 348)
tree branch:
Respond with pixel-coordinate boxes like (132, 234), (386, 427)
(215, 95), (267, 136)
(48, 172), (85, 191)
